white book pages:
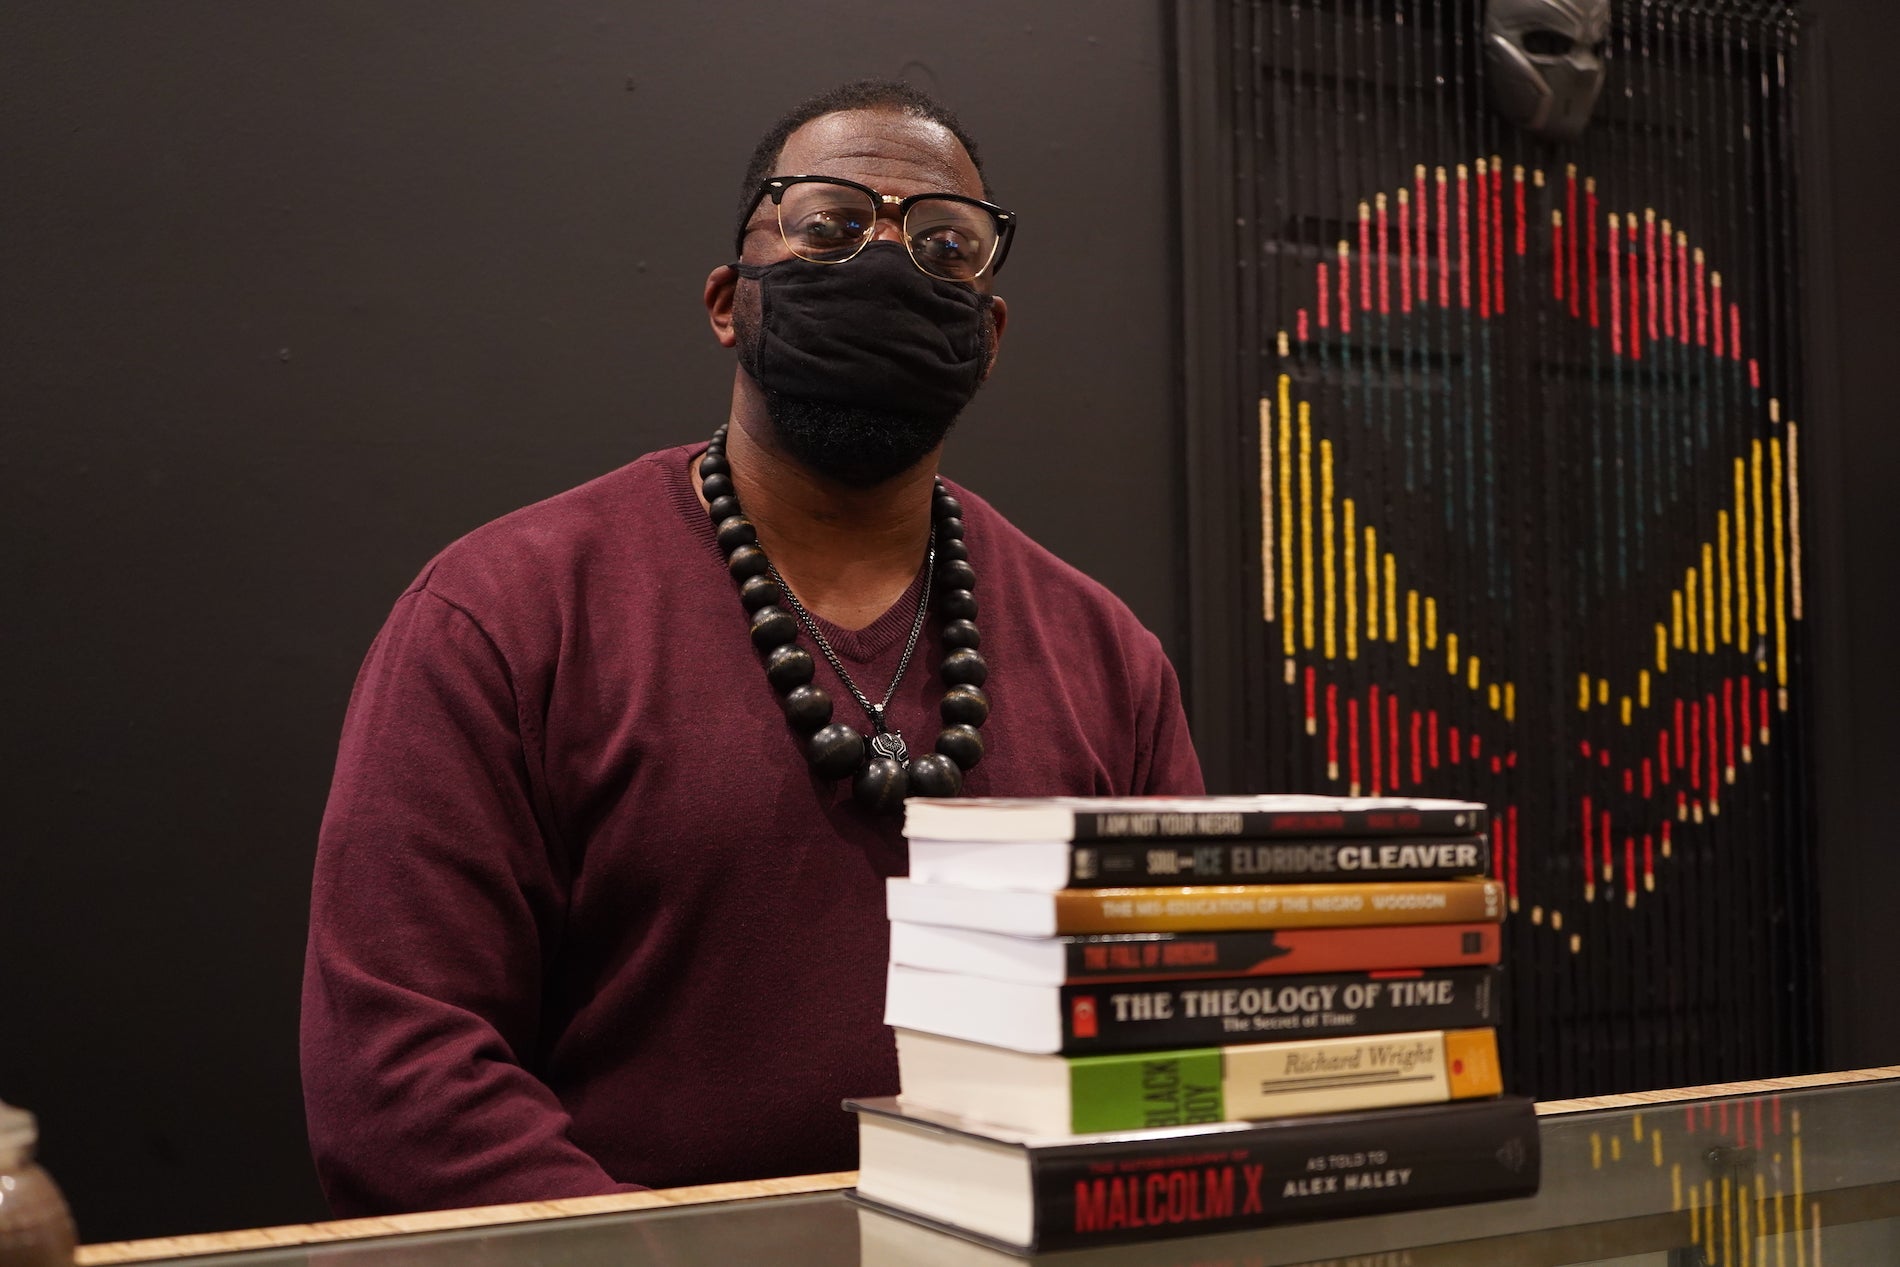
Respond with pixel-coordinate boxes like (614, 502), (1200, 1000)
(885, 877), (1058, 936)
(887, 920), (1070, 985)
(883, 963), (1064, 1053)
(906, 839), (1074, 891)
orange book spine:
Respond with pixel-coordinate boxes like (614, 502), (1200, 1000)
(1049, 879), (1504, 934)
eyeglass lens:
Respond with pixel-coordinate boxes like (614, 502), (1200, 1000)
(776, 182), (998, 281)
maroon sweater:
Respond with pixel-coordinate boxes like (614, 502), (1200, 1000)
(301, 443), (1203, 1215)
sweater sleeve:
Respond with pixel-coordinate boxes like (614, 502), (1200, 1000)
(301, 584), (637, 1214)
(1134, 641), (1207, 796)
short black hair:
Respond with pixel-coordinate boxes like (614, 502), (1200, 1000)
(734, 80), (989, 248)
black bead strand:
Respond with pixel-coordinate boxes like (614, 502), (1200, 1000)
(942, 648), (989, 687)
(938, 559), (977, 592)
(764, 645), (815, 692)
(906, 752), (963, 797)
(941, 619), (981, 650)
(716, 515), (757, 552)
(727, 544), (770, 581)
(749, 605), (798, 650)
(935, 724), (985, 771)
(940, 684), (989, 726)
(853, 757), (910, 813)
(739, 574), (782, 612)
(782, 684), (834, 733)
(807, 724), (865, 779)
(706, 442), (987, 812)
(939, 589), (978, 621)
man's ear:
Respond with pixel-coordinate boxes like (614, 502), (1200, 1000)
(705, 264), (739, 348)
(981, 295), (1009, 380)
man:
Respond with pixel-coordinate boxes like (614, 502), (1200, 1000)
(302, 80), (1203, 1216)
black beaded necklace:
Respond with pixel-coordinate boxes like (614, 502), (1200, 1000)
(701, 427), (990, 813)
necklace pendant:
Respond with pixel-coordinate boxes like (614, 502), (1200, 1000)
(869, 730), (910, 766)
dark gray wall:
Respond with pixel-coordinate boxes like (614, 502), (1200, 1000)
(1804, 0), (1900, 1074)
(0, 3), (1183, 1241)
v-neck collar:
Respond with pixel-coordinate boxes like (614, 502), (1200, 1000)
(668, 442), (933, 666)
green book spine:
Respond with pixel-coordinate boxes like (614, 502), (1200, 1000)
(1068, 1050), (1226, 1133)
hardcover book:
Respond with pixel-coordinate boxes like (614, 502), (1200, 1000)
(903, 795), (1488, 844)
(909, 835), (1491, 891)
(849, 1094), (1541, 1254)
(884, 963), (1503, 1054)
(888, 920), (1503, 986)
(886, 876), (1506, 937)
(894, 1027), (1503, 1135)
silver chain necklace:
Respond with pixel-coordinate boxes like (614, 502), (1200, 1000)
(766, 526), (936, 765)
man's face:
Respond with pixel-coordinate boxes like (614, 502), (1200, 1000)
(737, 108), (999, 294)
(723, 107), (1008, 486)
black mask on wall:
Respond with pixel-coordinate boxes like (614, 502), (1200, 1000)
(1484, 0), (1610, 142)
(732, 242), (994, 486)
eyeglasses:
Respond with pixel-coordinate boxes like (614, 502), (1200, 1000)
(737, 175), (1016, 282)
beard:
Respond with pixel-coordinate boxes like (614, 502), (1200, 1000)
(732, 287), (995, 489)
(759, 393), (959, 489)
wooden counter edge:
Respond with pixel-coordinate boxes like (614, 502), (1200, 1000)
(73, 1171), (860, 1264)
(1534, 1064), (1900, 1116)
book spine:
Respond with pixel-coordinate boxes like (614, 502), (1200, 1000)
(1051, 879), (1504, 934)
(1058, 967), (1501, 1053)
(1069, 837), (1491, 887)
(1063, 923), (1501, 982)
(1065, 1029), (1502, 1133)
(1070, 806), (1488, 841)
(1031, 1096), (1539, 1251)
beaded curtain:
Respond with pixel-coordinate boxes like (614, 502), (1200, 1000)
(1229, 0), (1816, 1098)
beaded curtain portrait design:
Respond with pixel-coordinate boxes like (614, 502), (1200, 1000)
(1222, 0), (1813, 1100)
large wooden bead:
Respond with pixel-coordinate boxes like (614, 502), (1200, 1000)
(939, 589), (978, 621)
(937, 516), (965, 542)
(936, 724), (985, 771)
(716, 515), (756, 552)
(940, 684), (989, 727)
(700, 472), (734, 502)
(698, 451), (729, 477)
(727, 544), (770, 581)
(934, 492), (963, 521)
(907, 752), (963, 797)
(783, 684), (833, 733)
(942, 648), (989, 687)
(853, 757), (910, 812)
(806, 724), (865, 779)
(764, 644), (814, 692)
(941, 619), (981, 651)
(938, 559), (976, 592)
(749, 605), (797, 650)
(708, 494), (741, 523)
(739, 574), (782, 612)
(938, 538), (970, 563)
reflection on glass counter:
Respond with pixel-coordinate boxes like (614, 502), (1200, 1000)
(71, 1069), (1900, 1267)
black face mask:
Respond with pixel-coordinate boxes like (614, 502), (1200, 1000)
(732, 243), (994, 486)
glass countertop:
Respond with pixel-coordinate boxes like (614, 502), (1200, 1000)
(85, 1069), (1900, 1267)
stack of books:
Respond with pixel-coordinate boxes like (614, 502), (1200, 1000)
(849, 794), (1541, 1255)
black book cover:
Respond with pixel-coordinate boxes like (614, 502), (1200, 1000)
(1056, 924), (1501, 982)
(1068, 803), (1488, 842)
(1056, 966), (1501, 1053)
(850, 1096), (1541, 1253)
(1069, 836), (1491, 887)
